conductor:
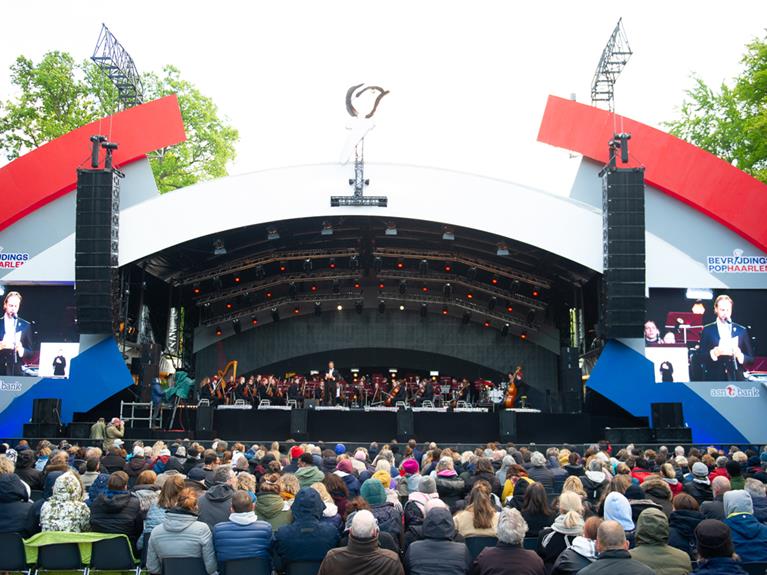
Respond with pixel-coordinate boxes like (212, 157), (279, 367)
(324, 361), (339, 406)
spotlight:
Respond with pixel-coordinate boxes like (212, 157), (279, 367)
(385, 222), (398, 236)
(421, 286), (429, 293)
(336, 304), (343, 311)
(255, 265), (265, 279)
(193, 284), (201, 295)
(321, 221), (333, 236)
(288, 282), (297, 298)
(501, 323), (509, 336)
(353, 279), (362, 289)
(692, 301), (705, 314)
(374, 257), (382, 272)
(329, 257), (336, 269)
(271, 308), (280, 322)
(232, 319), (241, 334)
(212, 239), (227, 256)
(251, 317), (258, 326)
(378, 300), (386, 314)
(226, 303), (233, 309)
(420, 303), (428, 318)
(442, 306), (449, 316)
(350, 255), (360, 270)
(466, 292), (474, 300)
(532, 289), (540, 298)
(215, 326), (222, 336)
(332, 280), (340, 294)
(355, 300), (364, 314)
(267, 227), (280, 241)
(467, 267), (477, 280)
(418, 259), (429, 274)
(265, 291), (273, 299)
(396, 260), (405, 270)
(279, 262), (287, 273)
(506, 304), (513, 313)
(234, 276), (240, 283)
(444, 264), (452, 273)
(399, 280), (407, 295)
(488, 296), (497, 311)
(442, 227), (455, 241)
(303, 259), (312, 272)
(491, 277), (498, 286)
(462, 311), (472, 324)
(314, 302), (322, 316)
(443, 283), (453, 298)
(310, 284), (318, 292)
(378, 282), (385, 290)
(483, 320), (491, 328)
(496, 242), (509, 256)
(293, 305), (300, 315)
(399, 304), (405, 311)
(520, 332), (528, 341)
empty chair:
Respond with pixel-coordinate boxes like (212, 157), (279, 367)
(36, 543), (86, 574)
(221, 558), (271, 575)
(464, 536), (498, 561)
(0, 532), (31, 574)
(90, 536), (140, 575)
(162, 557), (208, 575)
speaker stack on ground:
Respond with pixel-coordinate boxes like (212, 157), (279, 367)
(498, 410), (517, 442)
(75, 168), (120, 334)
(195, 403), (214, 438)
(290, 409), (309, 440)
(559, 346), (583, 413)
(651, 402), (691, 443)
(396, 407), (414, 441)
(23, 398), (62, 438)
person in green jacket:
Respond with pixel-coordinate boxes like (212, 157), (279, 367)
(630, 507), (693, 575)
(255, 473), (292, 531)
(89, 418), (106, 441)
(296, 453), (327, 488)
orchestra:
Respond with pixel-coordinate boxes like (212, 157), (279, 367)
(197, 361), (531, 410)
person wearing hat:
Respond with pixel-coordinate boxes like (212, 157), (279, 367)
(185, 467), (208, 493)
(360, 478), (402, 542)
(165, 446), (188, 473)
(254, 473), (292, 532)
(683, 462), (713, 504)
(629, 507), (692, 574)
(578, 520), (653, 575)
(103, 417), (124, 452)
(405, 506), (471, 575)
(334, 458), (361, 497)
(396, 458), (422, 497)
(404, 476), (441, 531)
(335, 443), (346, 456)
(693, 519), (748, 574)
(723, 489), (767, 562)
(283, 446), (304, 474)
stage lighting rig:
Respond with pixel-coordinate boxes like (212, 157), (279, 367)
(91, 24), (143, 109)
(442, 227), (455, 241)
(321, 221), (334, 236)
(591, 17), (632, 112)
(267, 227), (280, 241)
(496, 243), (510, 256)
(385, 222), (398, 236)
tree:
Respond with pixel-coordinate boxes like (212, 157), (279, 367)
(0, 51), (238, 192)
(667, 35), (767, 183)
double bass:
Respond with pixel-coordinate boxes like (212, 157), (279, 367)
(504, 367), (521, 409)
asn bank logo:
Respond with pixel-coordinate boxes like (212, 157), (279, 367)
(710, 384), (761, 398)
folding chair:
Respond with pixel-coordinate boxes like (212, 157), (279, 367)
(464, 536), (497, 561)
(90, 536), (141, 575)
(162, 557), (208, 575)
(35, 542), (87, 575)
(221, 557), (270, 575)
(0, 532), (32, 574)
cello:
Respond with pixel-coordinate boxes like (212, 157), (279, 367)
(504, 367), (521, 409)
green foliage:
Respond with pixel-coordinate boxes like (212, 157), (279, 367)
(0, 51), (238, 192)
(667, 34), (767, 183)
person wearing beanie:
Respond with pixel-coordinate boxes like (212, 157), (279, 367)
(694, 519), (748, 575)
(683, 461), (713, 504)
(668, 492), (704, 559)
(404, 475), (441, 530)
(334, 458), (361, 497)
(629, 508), (692, 575)
(396, 458), (422, 498)
(283, 446), (304, 474)
(603, 492), (636, 547)
(360, 478), (402, 541)
(274, 488), (339, 571)
(296, 453), (326, 489)
(624, 483), (664, 525)
(578, 521), (653, 575)
(537, 491), (585, 570)
(723, 489), (767, 562)
(335, 443), (346, 456)
(405, 507), (472, 575)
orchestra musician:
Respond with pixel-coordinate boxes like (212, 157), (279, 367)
(243, 376), (257, 404)
(199, 377), (214, 402)
(287, 377), (301, 405)
(324, 361), (338, 406)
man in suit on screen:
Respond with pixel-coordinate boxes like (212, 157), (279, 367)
(698, 294), (753, 381)
(0, 291), (33, 376)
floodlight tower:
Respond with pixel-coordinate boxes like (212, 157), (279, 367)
(91, 24), (144, 109)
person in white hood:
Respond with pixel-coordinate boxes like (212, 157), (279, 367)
(551, 516), (602, 575)
(582, 459), (609, 504)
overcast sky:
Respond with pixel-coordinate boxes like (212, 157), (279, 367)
(2, 2), (765, 194)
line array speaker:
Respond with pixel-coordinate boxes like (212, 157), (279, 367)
(32, 398), (61, 424)
(559, 346), (583, 413)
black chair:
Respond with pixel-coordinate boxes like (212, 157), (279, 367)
(0, 532), (32, 574)
(742, 563), (767, 575)
(36, 542), (87, 574)
(523, 537), (538, 550)
(464, 536), (497, 561)
(29, 490), (44, 502)
(285, 561), (323, 575)
(221, 557), (271, 575)
(162, 557), (208, 575)
(90, 536), (140, 575)
(140, 532), (151, 568)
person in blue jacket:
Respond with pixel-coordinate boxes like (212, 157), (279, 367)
(213, 491), (273, 573)
(723, 490), (767, 562)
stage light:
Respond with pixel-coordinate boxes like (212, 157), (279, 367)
(321, 221), (333, 236)
(399, 280), (407, 295)
(288, 282), (297, 298)
(374, 257), (382, 272)
(226, 302), (233, 309)
(692, 301), (705, 314)
(310, 284), (318, 292)
(193, 284), (201, 295)
(496, 242), (509, 256)
(355, 300), (363, 314)
(303, 259), (312, 272)
(314, 302), (322, 316)
(234, 276), (240, 283)
(686, 288), (713, 300)
(444, 264), (452, 273)
(213, 239), (227, 256)
(462, 311), (472, 324)
(443, 283), (453, 298)
(378, 300), (386, 313)
(442, 227), (455, 241)
(265, 291), (273, 299)
(520, 332), (528, 341)
(466, 292), (474, 300)
(350, 255), (360, 270)
(354, 280), (361, 289)
(421, 286), (429, 293)
(396, 304), (404, 312)
(251, 317), (258, 326)
(336, 304), (343, 311)
(501, 323), (509, 336)
(420, 303), (428, 318)
(267, 227), (280, 241)
(215, 326), (222, 336)
(532, 290), (540, 297)
(467, 267), (477, 280)
(378, 282), (385, 290)
(255, 265), (265, 279)
(488, 296), (497, 310)
(506, 305), (513, 313)
(483, 320), (491, 328)
(271, 308), (280, 322)
(385, 222), (398, 236)
(329, 257), (336, 269)
(232, 319), (241, 334)
(293, 306), (300, 315)
(279, 263), (287, 273)
(491, 277), (498, 286)
(442, 306), (449, 315)
(332, 280), (340, 294)
(396, 260), (405, 269)
(419, 259), (429, 274)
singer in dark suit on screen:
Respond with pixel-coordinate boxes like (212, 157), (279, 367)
(698, 294), (753, 381)
(0, 291), (34, 376)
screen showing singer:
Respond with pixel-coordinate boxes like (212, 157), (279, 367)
(699, 294), (753, 381)
(0, 291), (33, 376)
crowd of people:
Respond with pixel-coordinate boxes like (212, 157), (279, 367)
(1, 433), (766, 574)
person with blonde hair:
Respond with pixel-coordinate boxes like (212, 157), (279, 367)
(562, 475), (587, 500)
(278, 473), (299, 505)
(536, 491), (585, 570)
(311, 481), (342, 530)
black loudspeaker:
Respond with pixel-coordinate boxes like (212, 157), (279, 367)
(23, 423), (60, 438)
(559, 346), (583, 413)
(32, 398), (61, 424)
(68, 422), (93, 439)
(196, 404), (214, 434)
(655, 427), (692, 444)
(604, 427), (654, 446)
(75, 168), (120, 334)
(139, 343), (161, 402)
(290, 409), (309, 439)
(498, 410), (517, 442)
(396, 408), (414, 441)
(651, 402), (684, 429)
(601, 167), (646, 339)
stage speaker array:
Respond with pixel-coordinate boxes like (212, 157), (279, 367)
(75, 168), (120, 334)
(498, 410), (517, 442)
(196, 403), (214, 434)
(601, 167), (646, 339)
(651, 402), (684, 429)
(559, 346), (583, 413)
(396, 407), (414, 441)
(32, 398), (61, 425)
(290, 409), (309, 439)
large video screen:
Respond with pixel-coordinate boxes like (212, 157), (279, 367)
(0, 285), (78, 378)
(645, 288), (765, 383)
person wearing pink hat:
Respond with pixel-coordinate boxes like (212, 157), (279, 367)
(334, 458), (361, 497)
(397, 458), (422, 497)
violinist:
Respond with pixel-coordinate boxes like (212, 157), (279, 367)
(199, 377), (214, 402)
(256, 376), (267, 401)
(233, 376), (247, 402)
(243, 376), (257, 404)
(419, 377), (435, 406)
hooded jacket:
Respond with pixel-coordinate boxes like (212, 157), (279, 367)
(537, 514), (585, 568)
(641, 482), (674, 517)
(40, 473), (90, 533)
(577, 549), (654, 575)
(146, 509), (217, 575)
(197, 483), (235, 532)
(551, 536), (597, 575)
(318, 534), (403, 575)
(692, 556), (748, 574)
(361, 479), (402, 539)
(123, 456), (149, 487)
(89, 489), (143, 549)
(629, 508), (693, 575)
(100, 453), (127, 474)
(667, 508), (704, 559)
(213, 511), (273, 565)
(435, 470), (466, 512)
(274, 488), (339, 567)
(254, 492), (292, 531)
(750, 494), (767, 523)
(14, 450), (43, 490)
(296, 465), (326, 489)
(0, 473), (37, 536)
(334, 470), (361, 497)
(725, 512), (767, 561)
(132, 483), (160, 515)
(683, 478), (713, 504)
(405, 508), (471, 575)
(581, 470), (608, 503)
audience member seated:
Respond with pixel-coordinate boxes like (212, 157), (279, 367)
(334, 458), (361, 497)
(551, 516), (602, 575)
(536, 491), (584, 569)
(40, 471), (90, 532)
(296, 452), (326, 488)
(404, 476), (440, 530)
(101, 446), (127, 474)
(723, 489), (767, 562)
(603, 492), (636, 547)
(578, 520), (653, 575)
(406, 506), (471, 575)
(726, 460), (745, 490)
(744, 477), (767, 522)
(81, 457), (102, 491)
(683, 462), (713, 504)
(639, 477), (674, 517)
(310, 481), (342, 531)
(527, 452), (554, 492)
(124, 446), (150, 487)
(14, 449), (43, 490)
(668, 492), (704, 559)
(630, 458), (655, 484)
(277, 473), (300, 507)
(165, 446), (188, 473)
(212, 490), (272, 570)
(0, 455), (37, 536)
(563, 452), (585, 478)
(434, 457), (466, 512)
(624, 484), (663, 525)
(274, 487), (340, 570)
(454, 481), (499, 538)
(629, 507), (692, 575)
(660, 463), (683, 495)
(465, 458), (502, 498)
(470, 507), (545, 575)
(360, 478), (403, 542)
(693, 519), (748, 574)
(89, 470), (143, 551)
(700, 476), (730, 521)
(254, 473), (292, 531)
(501, 464), (534, 509)
(198, 465), (237, 531)
(708, 456), (729, 483)
(519, 482), (554, 538)
(581, 460), (609, 505)
(318, 509), (404, 575)
(141, 475), (185, 550)
(323, 472), (351, 518)
(132, 469), (160, 515)
(396, 458), (422, 498)
(146, 487), (217, 575)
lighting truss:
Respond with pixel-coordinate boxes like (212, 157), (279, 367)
(91, 24), (143, 109)
(590, 18), (632, 112)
